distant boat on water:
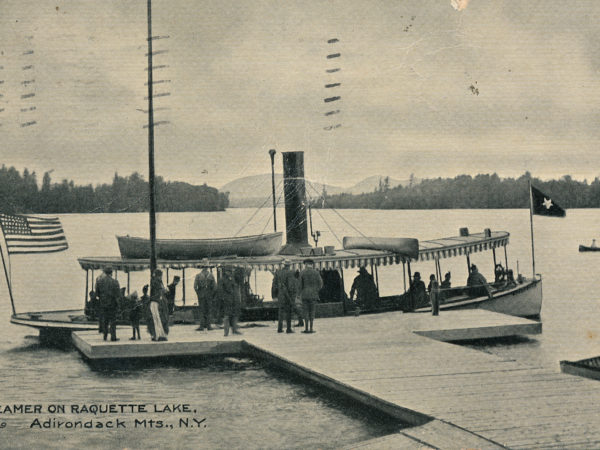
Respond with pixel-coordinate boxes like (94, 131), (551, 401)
(579, 245), (600, 252)
(579, 240), (600, 252)
(117, 232), (283, 260)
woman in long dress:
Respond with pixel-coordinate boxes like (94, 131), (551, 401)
(149, 269), (168, 341)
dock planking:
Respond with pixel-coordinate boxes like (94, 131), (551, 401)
(71, 310), (600, 448)
(72, 325), (243, 359)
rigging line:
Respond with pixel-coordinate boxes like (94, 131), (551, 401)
(233, 194), (273, 237)
(274, 183), (285, 207)
(233, 179), (283, 237)
(274, 184), (286, 207)
(259, 182), (285, 235)
(313, 207), (343, 246)
(260, 214), (272, 235)
(305, 180), (378, 246)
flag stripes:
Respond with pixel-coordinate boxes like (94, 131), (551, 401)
(0, 214), (68, 254)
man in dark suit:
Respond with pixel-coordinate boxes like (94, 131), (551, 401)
(95, 267), (121, 341)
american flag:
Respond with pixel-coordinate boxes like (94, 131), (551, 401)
(0, 214), (68, 254)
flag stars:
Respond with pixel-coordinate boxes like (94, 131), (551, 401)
(543, 197), (553, 209)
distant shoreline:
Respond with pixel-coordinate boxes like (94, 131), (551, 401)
(0, 166), (228, 214)
(312, 173), (594, 211)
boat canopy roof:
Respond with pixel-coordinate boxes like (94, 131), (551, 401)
(417, 230), (509, 262)
(77, 230), (509, 272)
(78, 248), (407, 272)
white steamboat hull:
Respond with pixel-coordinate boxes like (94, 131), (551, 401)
(439, 278), (543, 318)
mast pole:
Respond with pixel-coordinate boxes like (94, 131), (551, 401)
(269, 149), (277, 232)
(528, 179), (536, 278)
(147, 0), (157, 273)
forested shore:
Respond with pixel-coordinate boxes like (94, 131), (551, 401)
(0, 166), (229, 214)
(316, 173), (600, 210)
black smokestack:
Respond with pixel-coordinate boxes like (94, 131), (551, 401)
(280, 151), (309, 254)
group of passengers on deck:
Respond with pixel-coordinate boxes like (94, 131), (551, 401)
(85, 260), (248, 342)
(85, 258), (520, 341)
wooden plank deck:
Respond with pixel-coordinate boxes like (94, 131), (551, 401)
(71, 310), (600, 448)
(72, 325), (244, 359)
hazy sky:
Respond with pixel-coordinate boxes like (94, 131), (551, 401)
(1, 0), (599, 189)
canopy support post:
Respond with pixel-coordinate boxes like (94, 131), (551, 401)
(254, 269), (257, 295)
(339, 267), (346, 315)
(84, 269), (89, 311)
(504, 245), (509, 272)
(127, 271), (130, 295)
(182, 268), (186, 305)
(374, 264), (379, 295)
(492, 247), (497, 269)
(466, 253), (471, 272)
(91, 269), (95, 291)
(402, 261), (406, 293)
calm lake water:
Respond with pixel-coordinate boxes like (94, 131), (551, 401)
(1, 208), (599, 448)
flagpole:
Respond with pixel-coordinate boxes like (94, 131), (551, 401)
(528, 179), (536, 279)
(0, 245), (16, 316)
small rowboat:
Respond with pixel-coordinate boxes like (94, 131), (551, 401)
(579, 245), (600, 252)
(117, 232), (283, 260)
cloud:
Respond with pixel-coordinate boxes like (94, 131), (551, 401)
(1, 0), (600, 187)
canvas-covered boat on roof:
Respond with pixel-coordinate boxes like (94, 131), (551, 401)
(116, 232), (283, 260)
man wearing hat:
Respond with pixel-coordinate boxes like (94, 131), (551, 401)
(275, 259), (297, 333)
(408, 271), (426, 310)
(95, 267), (121, 341)
(467, 264), (492, 298)
(349, 266), (378, 310)
(299, 259), (322, 333)
(194, 259), (216, 331)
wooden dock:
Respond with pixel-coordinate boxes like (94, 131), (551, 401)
(72, 310), (600, 448)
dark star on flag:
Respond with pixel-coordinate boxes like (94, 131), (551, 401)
(531, 185), (566, 217)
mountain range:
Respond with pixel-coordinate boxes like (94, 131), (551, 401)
(220, 174), (407, 207)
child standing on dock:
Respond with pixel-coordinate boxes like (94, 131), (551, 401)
(129, 291), (143, 340)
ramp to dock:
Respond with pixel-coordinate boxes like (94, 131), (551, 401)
(72, 310), (600, 448)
